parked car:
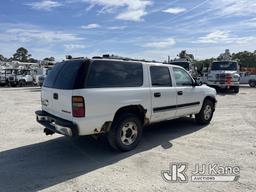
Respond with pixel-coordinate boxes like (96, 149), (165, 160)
(36, 56), (217, 151)
(0, 68), (33, 87)
(16, 69), (33, 87)
(0, 69), (17, 87)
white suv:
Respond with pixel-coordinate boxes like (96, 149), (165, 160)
(36, 56), (217, 151)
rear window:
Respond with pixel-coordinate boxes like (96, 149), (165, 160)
(43, 60), (88, 89)
(86, 60), (143, 88)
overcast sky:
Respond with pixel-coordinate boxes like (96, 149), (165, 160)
(0, 0), (256, 61)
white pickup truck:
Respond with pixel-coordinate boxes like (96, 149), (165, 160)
(36, 56), (217, 151)
(240, 72), (256, 87)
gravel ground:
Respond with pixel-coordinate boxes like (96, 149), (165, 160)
(0, 86), (255, 192)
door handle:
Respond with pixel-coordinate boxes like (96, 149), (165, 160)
(53, 93), (58, 100)
(154, 92), (161, 97)
(177, 91), (183, 96)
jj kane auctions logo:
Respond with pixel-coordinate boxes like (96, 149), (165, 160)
(161, 163), (240, 183)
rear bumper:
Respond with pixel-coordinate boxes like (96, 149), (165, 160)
(35, 110), (79, 137)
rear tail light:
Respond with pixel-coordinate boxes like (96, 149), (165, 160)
(72, 96), (85, 118)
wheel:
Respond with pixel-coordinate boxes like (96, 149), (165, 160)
(19, 80), (26, 87)
(107, 113), (143, 151)
(249, 81), (256, 87)
(195, 99), (214, 125)
(233, 86), (239, 93)
(10, 83), (16, 87)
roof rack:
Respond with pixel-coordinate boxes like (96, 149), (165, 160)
(65, 55), (86, 60)
(92, 54), (161, 63)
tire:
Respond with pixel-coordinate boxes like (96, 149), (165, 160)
(19, 80), (26, 87)
(249, 81), (256, 87)
(233, 86), (239, 93)
(195, 99), (214, 125)
(107, 113), (143, 151)
(10, 83), (16, 87)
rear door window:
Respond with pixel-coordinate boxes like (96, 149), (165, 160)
(86, 60), (143, 88)
(150, 66), (172, 87)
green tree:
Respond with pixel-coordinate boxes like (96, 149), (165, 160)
(13, 47), (31, 62)
(28, 58), (38, 63)
(43, 57), (55, 61)
(232, 51), (256, 68)
(0, 54), (6, 61)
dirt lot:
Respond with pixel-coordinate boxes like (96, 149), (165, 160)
(0, 86), (255, 192)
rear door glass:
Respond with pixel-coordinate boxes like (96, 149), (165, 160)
(150, 66), (172, 87)
(86, 60), (143, 88)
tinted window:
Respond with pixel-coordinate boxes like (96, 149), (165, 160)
(173, 67), (193, 86)
(43, 60), (87, 89)
(43, 63), (64, 88)
(86, 60), (143, 88)
(150, 66), (171, 87)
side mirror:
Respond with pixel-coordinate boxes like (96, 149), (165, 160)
(193, 79), (202, 86)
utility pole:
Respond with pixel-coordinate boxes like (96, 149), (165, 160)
(167, 56), (170, 63)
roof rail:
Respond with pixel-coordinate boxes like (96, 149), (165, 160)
(65, 55), (85, 60)
(92, 54), (161, 63)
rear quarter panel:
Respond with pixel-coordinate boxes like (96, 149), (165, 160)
(73, 87), (151, 135)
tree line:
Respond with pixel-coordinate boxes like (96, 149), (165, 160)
(1, 47), (256, 70)
(194, 50), (256, 71)
(0, 47), (55, 63)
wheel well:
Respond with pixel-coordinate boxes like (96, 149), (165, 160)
(204, 96), (217, 109)
(113, 105), (147, 125)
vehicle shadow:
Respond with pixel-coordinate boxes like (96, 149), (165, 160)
(0, 117), (206, 192)
(216, 89), (237, 96)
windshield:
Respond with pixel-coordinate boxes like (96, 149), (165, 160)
(211, 61), (238, 71)
(170, 62), (190, 71)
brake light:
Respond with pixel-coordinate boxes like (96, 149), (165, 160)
(72, 96), (85, 118)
